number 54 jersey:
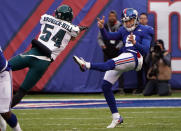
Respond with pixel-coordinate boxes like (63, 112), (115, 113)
(38, 14), (80, 60)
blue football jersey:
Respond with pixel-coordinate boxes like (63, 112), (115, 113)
(145, 25), (154, 37)
(100, 24), (152, 56)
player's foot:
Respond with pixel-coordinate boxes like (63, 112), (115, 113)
(107, 117), (123, 128)
(73, 56), (88, 72)
(13, 123), (22, 131)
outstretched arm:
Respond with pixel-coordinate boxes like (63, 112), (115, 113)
(100, 28), (122, 40)
(71, 26), (88, 41)
(97, 16), (121, 40)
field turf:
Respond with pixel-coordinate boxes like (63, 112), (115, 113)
(6, 93), (181, 131)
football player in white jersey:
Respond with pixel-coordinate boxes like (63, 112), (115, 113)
(0, 47), (22, 131)
(9, 4), (87, 107)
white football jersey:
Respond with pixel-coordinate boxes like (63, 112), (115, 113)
(38, 14), (80, 60)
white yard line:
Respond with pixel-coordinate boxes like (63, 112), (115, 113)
(17, 110), (181, 115)
(13, 106), (181, 110)
(22, 97), (181, 101)
(20, 116), (180, 120)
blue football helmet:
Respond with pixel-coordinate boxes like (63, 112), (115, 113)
(121, 8), (139, 32)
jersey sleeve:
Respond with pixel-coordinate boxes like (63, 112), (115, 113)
(162, 52), (171, 67)
(0, 48), (8, 72)
(100, 27), (122, 40)
(70, 25), (80, 37)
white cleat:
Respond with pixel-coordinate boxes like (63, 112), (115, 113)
(13, 123), (22, 131)
(73, 56), (87, 72)
(107, 117), (123, 128)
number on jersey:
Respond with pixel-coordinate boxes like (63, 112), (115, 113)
(125, 34), (136, 47)
(40, 24), (66, 48)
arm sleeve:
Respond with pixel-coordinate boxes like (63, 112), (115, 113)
(100, 28), (122, 40)
(0, 50), (7, 72)
(97, 31), (106, 47)
(162, 52), (171, 67)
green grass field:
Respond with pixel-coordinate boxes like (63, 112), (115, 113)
(6, 93), (181, 131)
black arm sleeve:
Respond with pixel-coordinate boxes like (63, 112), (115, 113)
(162, 52), (171, 67)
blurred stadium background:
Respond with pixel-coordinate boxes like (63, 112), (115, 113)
(1, 0), (181, 93)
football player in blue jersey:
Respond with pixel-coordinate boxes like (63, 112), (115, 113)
(0, 48), (22, 131)
(73, 8), (152, 128)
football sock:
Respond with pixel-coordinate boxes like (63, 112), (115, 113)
(11, 88), (27, 108)
(5, 113), (17, 128)
(85, 62), (90, 69)
(102, 80), (118, 113)
(90, 60), (115, 72)
(112, 113), (120, 119)
(13, 123), (22, 131)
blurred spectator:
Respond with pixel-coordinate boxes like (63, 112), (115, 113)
(143, 39), (172, 96)
(135, 12), (154, 94)
(139, 12), (148, 25)
(139, 13), (154, 44)
(97, 10), (124, 92)
(98, 10), (123, 61)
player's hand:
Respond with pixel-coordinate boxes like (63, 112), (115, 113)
(79, 26), (88, 31)
(97, 16), (105, 29)
(128, 32), (136, 45)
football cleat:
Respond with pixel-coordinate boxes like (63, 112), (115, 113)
(0, 115), (7, 131)
(107, 117), (123, 128)
(73, 56), (87, 72)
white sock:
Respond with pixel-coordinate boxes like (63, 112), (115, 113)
(13, 123), (22, 131)
(112, 113), (120, 119)
(85, 62), (90, 69)
(0, 115), (7, 131)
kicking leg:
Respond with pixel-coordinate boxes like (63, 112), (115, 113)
(73, 52), (140, 72)
(73, 55), (115, 72)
